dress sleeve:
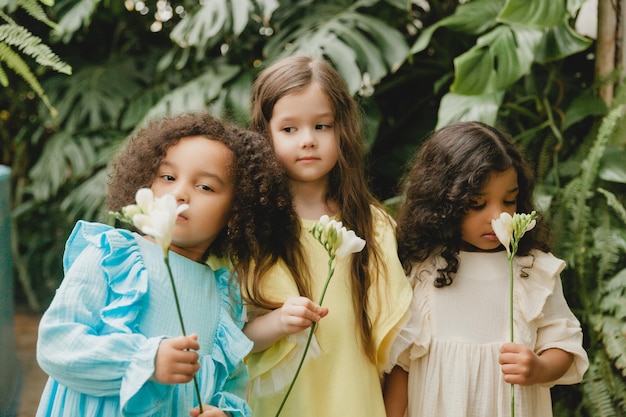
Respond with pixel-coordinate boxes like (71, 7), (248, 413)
(394, 264), (433, 372)
(207, 268), (254, 417)
(37, 221), (165, 399)
(515, 251), (589, 386)
(368, 207), (414, 374)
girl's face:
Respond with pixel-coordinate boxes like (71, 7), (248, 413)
(268, 82), (339, 187)
(151, 136), (234, 262)
(461, 167), (519, 251)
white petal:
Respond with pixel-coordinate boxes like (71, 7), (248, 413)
(335, 229), (366, 260)
(491, 213), (513, 254)
(525, 219), (536, 232)
(135, 188), (154, 211)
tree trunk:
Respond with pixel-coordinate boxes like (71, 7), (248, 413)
(596, 0), (625, 105)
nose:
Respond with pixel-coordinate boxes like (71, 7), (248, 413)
(488, 202), (507, 221)
(300, 128), (317, 148)
(172, 182), (189, 203)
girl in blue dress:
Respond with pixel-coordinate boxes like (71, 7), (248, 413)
(36, 113), (296, 417)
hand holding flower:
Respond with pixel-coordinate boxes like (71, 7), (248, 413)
(154, 334), (201, 384)
(278, 296), (329, 335)
(273, 215), (365, 417)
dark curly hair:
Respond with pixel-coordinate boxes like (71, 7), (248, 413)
(107, 112), (300, 280)
(396, 121), (550, 287)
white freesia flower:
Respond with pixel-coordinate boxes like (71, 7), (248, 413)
(119, 188), (188, 257)
(491, 211), (537, 259)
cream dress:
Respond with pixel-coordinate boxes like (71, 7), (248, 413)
(396, 250), (588, 417)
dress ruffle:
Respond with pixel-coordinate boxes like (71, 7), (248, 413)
(512, 251), (562, 347)
(65, 221), (150, 335)
(247, 330), (321, 397)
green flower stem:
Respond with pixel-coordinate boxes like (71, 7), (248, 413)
(508, 254), (515, 417)
(165, 255), (203, 414)
(274, 254), (336, 417)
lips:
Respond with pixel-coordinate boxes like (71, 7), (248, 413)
(483, 232), (498, 241)
(297, 156), (319, 162)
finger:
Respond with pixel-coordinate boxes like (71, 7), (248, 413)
(169, 335), (201, 351)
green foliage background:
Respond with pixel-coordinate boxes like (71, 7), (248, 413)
(2, 0), (626, 415)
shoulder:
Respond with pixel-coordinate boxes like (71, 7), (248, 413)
(407, 255), (441, 287)
(516, 249), (565, 280)
(214, 267), (247, 328)
(64, 221), (137, 268)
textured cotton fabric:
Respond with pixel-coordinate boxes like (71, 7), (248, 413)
(396, 250), (588, 417)
(36, 221), (252, 417)
(245, 207), (413, 417)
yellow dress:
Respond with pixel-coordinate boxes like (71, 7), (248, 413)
(245, 207), (412, 417)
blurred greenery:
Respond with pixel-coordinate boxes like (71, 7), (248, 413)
(2, 0), (626, 415)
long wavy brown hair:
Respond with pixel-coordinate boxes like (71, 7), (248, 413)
(249, 55), (387, 362)
(396, 121), (551, 287)
(107, 112), (298, 283)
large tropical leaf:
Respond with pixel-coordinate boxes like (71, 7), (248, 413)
(436, 91), (504, 128)
(52, 0), (102, 43)
(262, 2), (408, 94)
(451, 25), (542, 95)
(136, 63), (241, 129)
(27, 131), (100, 200)
(497, 0), (565, 28)
(170, 0), (281, 50)
(410, 0), (502, 55)
(43, 59), (147, 131)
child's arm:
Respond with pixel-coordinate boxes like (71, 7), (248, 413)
(383, 366), (408, 417)
(499, 344), (574, 385)
(244, 296), (328, 352)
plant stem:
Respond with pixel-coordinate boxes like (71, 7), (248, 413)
(274, 255), (335, 417)
(508, 255), (515, 417)
(165, 255), (203, 414)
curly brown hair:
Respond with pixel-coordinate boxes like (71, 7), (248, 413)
(396, 121), (551, 287)
(107, 112), (299, 277)
(249, 55), (388, 363)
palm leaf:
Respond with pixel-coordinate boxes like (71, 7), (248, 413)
(262, 3), (407, 94)
(136, 63), (241, 130)
(51, 0), (102, 43)
(27, 131), (100, 200)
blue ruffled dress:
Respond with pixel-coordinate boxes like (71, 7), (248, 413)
(36, 221), (253, 417)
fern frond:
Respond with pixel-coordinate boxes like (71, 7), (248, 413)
(0, 41), (55, 115)
(600, 269), (626, 313)
(0, 61), (7, 86)
(596, 316), (626, 375)
(15, 0), (58, 28)
(565, 106), (626, 271)
(591, 210), (625, 278)
(0, 24), (71, 74)
(598, 188), (626, 226)
(581, 355), (620, 417)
